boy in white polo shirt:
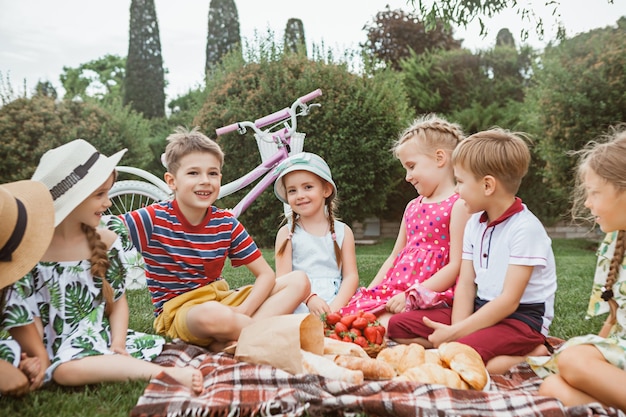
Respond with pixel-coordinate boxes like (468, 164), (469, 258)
(388, 128), (557, 373)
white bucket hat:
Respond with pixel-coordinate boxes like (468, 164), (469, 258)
(32, 139), (127, 226)
(0, 180), (54, 288)
(273, 152), (337, 205)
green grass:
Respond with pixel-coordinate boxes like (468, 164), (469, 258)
(1, 238), (602, 416)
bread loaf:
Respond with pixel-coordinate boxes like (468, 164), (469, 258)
(376, 343), (425, 374)
(397, 363), (469, 390)
(301, 350), (364, 384)
(334, 354), (396, 380)
(437, 342), (488, 390)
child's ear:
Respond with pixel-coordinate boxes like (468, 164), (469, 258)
(435, 149), (448, 167)
(164, 172), (176, 191)
(483, 175), (496, 196)
(323, 182), (333, 198)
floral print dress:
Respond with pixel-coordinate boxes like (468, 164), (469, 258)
(529, 231), (626, 375)
(0, 234), (164, 383)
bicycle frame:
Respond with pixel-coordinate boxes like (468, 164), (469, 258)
(215, 88), (322, 217)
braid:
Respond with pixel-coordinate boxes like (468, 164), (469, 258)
(327, 200), (342, 268)
(393, 114), (464, 157)
(603, 230), (626, 302)
(277, 210), (299, 258)
(82, 223), (114, 316)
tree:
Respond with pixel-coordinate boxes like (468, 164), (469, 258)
(61, 55), (126, 102)
(124, 0), (166, 118)
(194, 37), (411, 246)
(284, 18), (307, 55)
(362, 5), (462, 71)
(205, 0), (241, 72)
(521, 17), (626, 222)
(34, 81), (57, 99)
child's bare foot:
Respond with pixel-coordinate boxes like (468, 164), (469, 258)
(163, 366), (203, 394)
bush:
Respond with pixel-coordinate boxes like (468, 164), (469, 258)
(194, 45), (412, 246)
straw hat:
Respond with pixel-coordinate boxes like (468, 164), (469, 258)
(0, 180), (54, 288)
(32, 139), (127, 226)
(273, 152), (337, 205)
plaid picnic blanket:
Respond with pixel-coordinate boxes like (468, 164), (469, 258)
(131, 341), (625, 417)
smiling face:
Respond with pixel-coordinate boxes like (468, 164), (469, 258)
(71, 173), (115, 228)
(583, 168), (626, 233)
(453, 163), (486, 214)
(165, 151), (222, 220)
(282, 170), (331, 218)
(396, 140), (441, 198)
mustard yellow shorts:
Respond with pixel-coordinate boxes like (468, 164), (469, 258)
(153, 280), (253, 346)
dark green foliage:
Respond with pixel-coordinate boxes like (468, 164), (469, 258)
(0, 96), (152, 183)
(206, 0), (242, 72)
(284, 18), (307, 55)
(522, 18), (626, 222)
(362, 5), (462, 71)
(194, 48), (411, 247)
(124, 0), (165, 118)
(34, 81), (58, 99)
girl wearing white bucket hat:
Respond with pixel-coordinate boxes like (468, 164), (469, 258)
(0, 179), (54, 396)
(1, 140), (202, 393)
(274, 152), (359, 316)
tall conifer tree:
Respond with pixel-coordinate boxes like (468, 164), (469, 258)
(124, 0), (165, 118)
(206, 0), (241, 73)
(284, 18), (307, 55)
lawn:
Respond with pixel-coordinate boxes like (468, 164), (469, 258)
(0, 238), (604, 417)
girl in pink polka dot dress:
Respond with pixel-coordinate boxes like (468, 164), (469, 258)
(340, 115), (471, 327)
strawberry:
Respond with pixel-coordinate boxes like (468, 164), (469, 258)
(351, 317), (368, 330)
(334, 322), (348, 335)
(354, 336), (368, 348)
(339, 314), (357, 328)
(325, 312), (342, 326)
(363, 326), (378, 344)
(361, 312), (377, 323)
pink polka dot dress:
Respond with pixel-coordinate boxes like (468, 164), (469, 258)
(340, 194), (459, 316)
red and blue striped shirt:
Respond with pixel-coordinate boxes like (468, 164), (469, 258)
(119, 200), (262, 316)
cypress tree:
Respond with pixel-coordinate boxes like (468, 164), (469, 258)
(206, 0), (241, 73)
(284, 18), (307, 55)
(124, 0), (165, 118)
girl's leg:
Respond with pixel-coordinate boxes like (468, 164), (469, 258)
(487, 343), (550, 374)
(53, 354), (203, 394)
(543, 344), (626, 410)
(252, 270), (310, 318)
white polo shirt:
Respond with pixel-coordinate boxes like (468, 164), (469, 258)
(462, 199), (557, 336)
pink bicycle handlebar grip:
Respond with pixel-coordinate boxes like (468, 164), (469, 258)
(298, 89), (322, 103)
(215, 123), (239, 136)
(254, 108), (290, 128)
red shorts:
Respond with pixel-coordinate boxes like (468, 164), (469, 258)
(387, 307), (545, 363)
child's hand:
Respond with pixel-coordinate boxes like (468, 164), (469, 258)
(423, 317), (455, 347)
(307, 296), (331, 317)
(385, 293), (406, 314)
(19, 353), (45, 390)
(0, 359), (30, 396)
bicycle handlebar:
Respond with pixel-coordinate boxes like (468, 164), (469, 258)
(215, 88), (322, 137)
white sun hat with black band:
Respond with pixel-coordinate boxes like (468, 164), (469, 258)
(32, 139), (127, 226)
(0, 180), (54, 288)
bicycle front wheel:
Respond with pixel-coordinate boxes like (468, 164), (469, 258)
(107, 180), (170, 215)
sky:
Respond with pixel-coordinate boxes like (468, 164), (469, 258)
(1, 0), (624, 102)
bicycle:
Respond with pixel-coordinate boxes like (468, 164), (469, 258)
(105, 89), (323, 288)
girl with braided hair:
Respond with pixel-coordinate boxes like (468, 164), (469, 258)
(339, 114), (471, 327)
(274, 153), (358, 316)
(1, 140), (202, 394)
(531, 128), (626, 412)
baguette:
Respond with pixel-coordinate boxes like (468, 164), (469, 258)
(301, 350), (364, 384)
(323, 337), (369, 358)
(334, 354), (396, 380)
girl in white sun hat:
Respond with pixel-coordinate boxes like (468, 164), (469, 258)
(0, 179), (54, 396)
(274, 152), (359, 316)
(0, 139), (202, 394)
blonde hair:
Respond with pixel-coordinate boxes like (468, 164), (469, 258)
(276, 176), (341, 268)
(164, 126), (224, 175)
(392, 114), (464, 158)
(452, 128), (530, 194)
(571, 127), (626, 307)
